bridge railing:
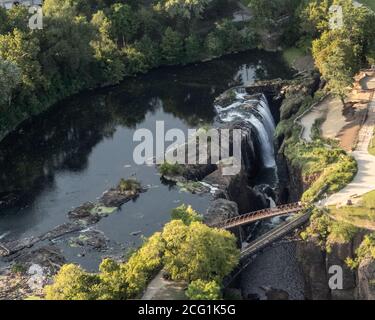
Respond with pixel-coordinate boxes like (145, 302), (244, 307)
(208, 202), (305, 229)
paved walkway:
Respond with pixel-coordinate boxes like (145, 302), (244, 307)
(323, 89), (375, 206)
(299, 96), (347, 142)
(141, 271), (186, 300)
(299, 103), (326, 142)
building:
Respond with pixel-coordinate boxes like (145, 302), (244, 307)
(0, 0), (42, 9)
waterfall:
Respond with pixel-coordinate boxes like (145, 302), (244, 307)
(215, 89), (276, 168)
(258, 94), (276, 144)
(248, 114), (276, 168)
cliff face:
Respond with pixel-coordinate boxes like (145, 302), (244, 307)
(358, 258), (375, 299)
(277, 154), (306, 203)
(296, 229), (375, 300)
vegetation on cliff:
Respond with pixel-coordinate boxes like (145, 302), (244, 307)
(44, 205), (239, 300)
(300, 208), (359, 252)
(346, 233), (375, 269)
(276, 80), (357, 203)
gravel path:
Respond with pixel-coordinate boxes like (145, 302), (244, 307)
(240, 242), (305, 300)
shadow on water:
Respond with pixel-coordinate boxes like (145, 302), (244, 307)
(0, 50), (293, 269)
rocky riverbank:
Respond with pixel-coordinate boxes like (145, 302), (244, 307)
(0, 178), (145, 300)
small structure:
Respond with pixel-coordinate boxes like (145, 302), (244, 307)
(0, 0), (42, 9)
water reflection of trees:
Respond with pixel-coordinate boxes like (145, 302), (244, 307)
(0, 50), (293, 208)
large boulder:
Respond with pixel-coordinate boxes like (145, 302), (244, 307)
(204, 199), (239, 225)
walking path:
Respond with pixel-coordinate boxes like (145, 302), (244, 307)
(299, 98), (327, 142)
(323, 88), (375, 206)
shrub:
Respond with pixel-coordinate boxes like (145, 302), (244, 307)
(346, 233), (375, 269)
(159, 162), (185, 176)
(118, 178), (141, 193)
(186, 279), (221, 300)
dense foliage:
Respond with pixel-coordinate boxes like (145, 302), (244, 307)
(186, 279), (222, 300)
(300, 208), (359, 252)
(302, 0), (375, 101)
(44, 206), (239, 300)
(0, 0), (259, 138)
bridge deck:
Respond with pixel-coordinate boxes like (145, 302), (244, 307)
(209, 202), (305, 229)
(223, 210), (312, 287)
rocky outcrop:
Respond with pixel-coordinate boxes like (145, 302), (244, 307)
(204, 199), (239, 225)
(296, 240), (330, 300)
(0, 246), (66, 300)
(357, 258), (375, 299)
(296, 230), (375, 300)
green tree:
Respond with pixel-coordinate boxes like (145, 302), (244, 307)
(161, 27), (184, 64)
(300, 0), (332, 37)
(156, 0), (212, 19)
(162, 220), (240, 282)
(186, 279), (221, 300)
(135, 35), (161, 69)
(6, 5), (29, 33)
(205, 32), (223, 56)
(110, 3), (139, 47)
(122, 45), (148, 75)
(184, 34), (202, 62)
(313, 32), (355, 104)
(90, 10), (125, 84)
(171, 204), (203, 225)
(0, 59), (21, 107)
(0, 29), (43, 91)
(44, 264), (100, 300)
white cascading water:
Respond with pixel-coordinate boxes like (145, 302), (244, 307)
(215, 89), (276, 168)
(248, 114), (276, 167)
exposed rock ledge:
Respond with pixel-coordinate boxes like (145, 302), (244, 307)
(297, 230), (375, 300)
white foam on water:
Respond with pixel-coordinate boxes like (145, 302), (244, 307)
(215, 89), (276, 168)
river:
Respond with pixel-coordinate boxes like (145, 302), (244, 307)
(0, 50), (293, 270)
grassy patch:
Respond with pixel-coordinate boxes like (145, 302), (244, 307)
(282, 47), (305, 67)
(300, 208), (358, 251)
(284, 139), (357, 202)
(328, 190), (375, 230)
(369, 129), (375, 156)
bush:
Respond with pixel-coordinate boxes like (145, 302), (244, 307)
(159, 162), (185, 176)
(186, 280), (221, 300)
(346, 233), (375, 269)
(118, 178), (141, 193)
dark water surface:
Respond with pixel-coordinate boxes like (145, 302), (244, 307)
(0, 50), (292, 269)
